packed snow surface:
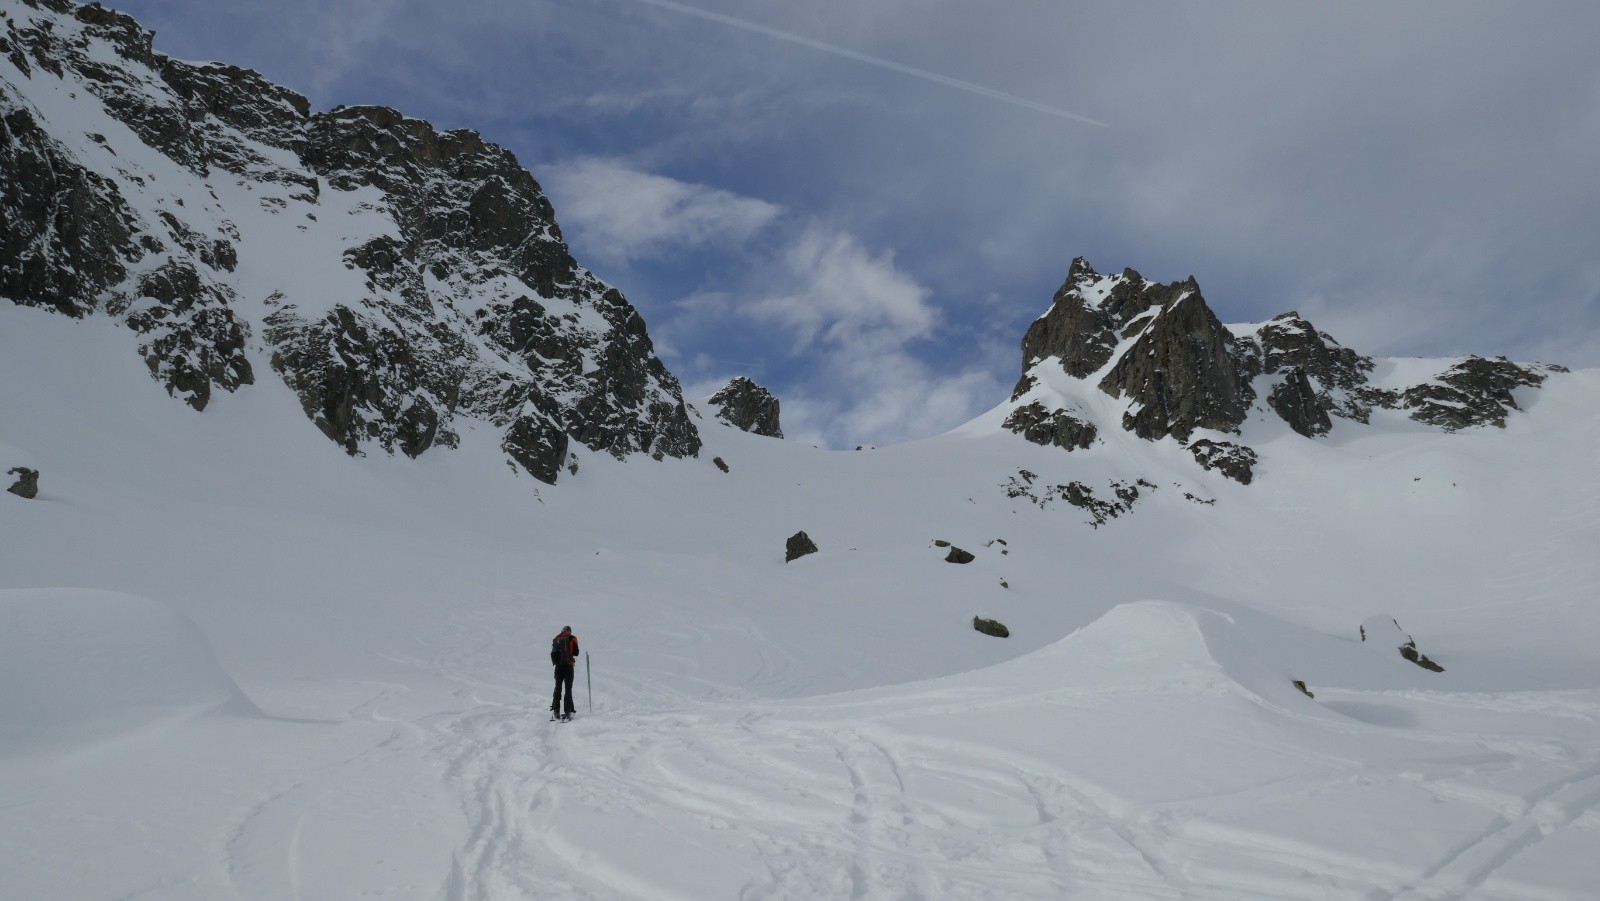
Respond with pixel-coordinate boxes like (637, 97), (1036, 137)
(3, 304), (1599, 898)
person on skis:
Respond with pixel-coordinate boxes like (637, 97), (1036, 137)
(550, 625), (579, 721)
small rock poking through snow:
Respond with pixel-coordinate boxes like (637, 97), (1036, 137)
(1360, 615), (1445, 672)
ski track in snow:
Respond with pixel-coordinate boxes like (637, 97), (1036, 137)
(386, 653), (1600, 901)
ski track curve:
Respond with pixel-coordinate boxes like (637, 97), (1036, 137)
(276, 594), (1600, 901)
(376, 644), (1597, 901)
(206, 641), (1600, 901)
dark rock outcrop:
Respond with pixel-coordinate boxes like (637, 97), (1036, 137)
(1291, 680), (1314, 699)
(6, 466), (39, 499)
(1365, 356), (1557, 431)
(1255, 312), (1374, 393)
(1002, 401), (1097, 451)
(119, 260), (255, 411)
(1098, 288), (1254, 443)
(785, 531), (818, 563)
(707, 376), (783, 438)
(1267, 369), (1333, 438)
(1188, 439), (1257, 485)
(944, 547), (975, 564)
(1360, 616), (1445, 673)
(1003, 470), (1154, 526)
(972, 617), (1010, 638)
(1, 103), (142, 317)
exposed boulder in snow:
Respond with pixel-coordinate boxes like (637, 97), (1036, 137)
(1291, 679), (1314, 698)
(972, 616), (1009, 638)
(944, 546), (975, 564)
(707, 376), (783, 438)
(1364, 356), (1560, 432)
(1, 444), (38, 498)
(1188, 439), (1258, 485)
(784, 530), (818, 562)
(713, 456), (730, 473)
(0, 588), (257, 753)
(1002, 400), (1097, 450)
(1, 0), (699, 482)
(6, 466), (38, 498)
(1360, 615), (1445, 673)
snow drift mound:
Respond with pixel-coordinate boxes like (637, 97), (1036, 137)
(983, 598), (1448, 710)
(0, 589), (257, 754)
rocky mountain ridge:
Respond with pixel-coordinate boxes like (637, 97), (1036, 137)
(1004, 257), (1565, 483)
(2, 1), (1571, 496)
(1, 0), (698, 484)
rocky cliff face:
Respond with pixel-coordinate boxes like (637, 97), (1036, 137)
(1012, 259), (1256, 444)
(1, 0), (698, 483)
(706, 377), (783, 439)
(1005, 257), (1562, 482)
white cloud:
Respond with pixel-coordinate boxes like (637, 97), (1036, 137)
(541, 158), (781, 265)
(728, 228), (1001, 446)
(656, 225), (1001, 447)
(746, 229), (935, 352)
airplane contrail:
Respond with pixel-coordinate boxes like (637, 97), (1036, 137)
(616, 0), (1108, 127)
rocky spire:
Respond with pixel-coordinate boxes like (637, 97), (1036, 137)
(1016, 258), (1256, 443)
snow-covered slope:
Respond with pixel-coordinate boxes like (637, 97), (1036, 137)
(3, 295), (1599, 898)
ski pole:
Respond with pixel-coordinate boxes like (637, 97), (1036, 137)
(586, 652), (592, 713)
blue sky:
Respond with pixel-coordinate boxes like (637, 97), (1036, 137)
(107, 0), (1600, 447)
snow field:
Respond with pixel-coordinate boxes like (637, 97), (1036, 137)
(4, 305), (1600, 897)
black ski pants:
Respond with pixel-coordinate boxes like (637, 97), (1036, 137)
(552, 663), (576, 715)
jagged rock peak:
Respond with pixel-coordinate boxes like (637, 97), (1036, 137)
(1018, 257), (1201, 382)
(1015, 257), (1254, 443)
(707, 377), (783, 438)
(1, 0), (700, 484)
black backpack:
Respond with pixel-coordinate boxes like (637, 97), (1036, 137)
(551, 634), (573, 666)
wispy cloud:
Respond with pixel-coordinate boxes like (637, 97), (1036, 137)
(670, 225), (1003, 447)
(746, 229), (934, 352)
(541, 158), (781, 265)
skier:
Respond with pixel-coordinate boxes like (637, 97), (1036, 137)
(550, 625), (579, 721)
